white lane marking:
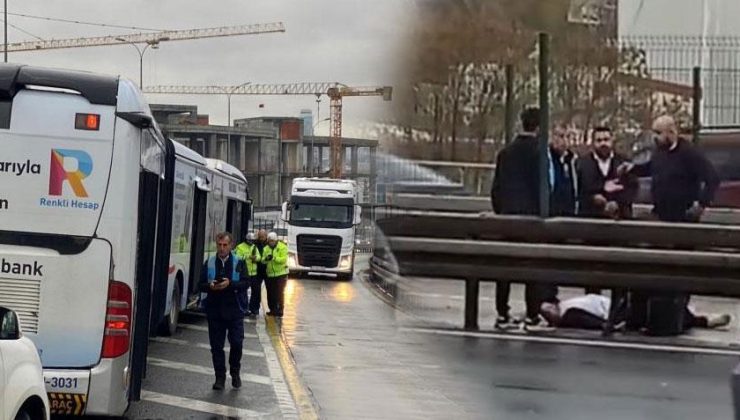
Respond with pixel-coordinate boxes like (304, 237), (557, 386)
(141, 390), (264, 418)
(179, 323), (258, 338)
(147, 357), (272, 385)
(150, 337), (264, 358)
(403, 327), (740, 356)
(257, 319), (300, 419)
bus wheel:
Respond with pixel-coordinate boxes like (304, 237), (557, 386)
(159, 282), (181, 336)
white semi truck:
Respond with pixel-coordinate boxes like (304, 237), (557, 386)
(281, 178), (361, 280)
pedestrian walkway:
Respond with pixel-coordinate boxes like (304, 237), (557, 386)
(125, 312), (298, 419)
(388, 278), (740, 349)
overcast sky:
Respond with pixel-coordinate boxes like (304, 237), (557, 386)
(7, 0), (417, 136)
(619, 0), (740, 37)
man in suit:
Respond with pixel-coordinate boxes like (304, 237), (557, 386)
(575, 126), (639, 331)
(577, 126), (638, 221)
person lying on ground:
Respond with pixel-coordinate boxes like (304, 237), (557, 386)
(540, 294), (731, 331)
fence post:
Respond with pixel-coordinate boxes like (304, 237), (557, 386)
(732, 363), (740, 419)
(464, 278), (480, 330)
(693, 66), (702, 144)
(538, 32), (551, 219)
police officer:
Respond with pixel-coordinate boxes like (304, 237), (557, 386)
(262, 232), (289, 317)
(235, 232), (262, 318)
(198, 232), (248, 390)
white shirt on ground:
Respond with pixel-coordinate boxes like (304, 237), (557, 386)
(560, 294), (610, 320)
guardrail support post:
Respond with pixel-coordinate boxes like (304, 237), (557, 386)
(464, 278), (480, 330)
(732, 363), (740, 419)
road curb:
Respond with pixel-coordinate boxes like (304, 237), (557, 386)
(264, 316), (321, 420)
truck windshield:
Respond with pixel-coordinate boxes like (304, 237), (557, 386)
(290, 203), (353, 228)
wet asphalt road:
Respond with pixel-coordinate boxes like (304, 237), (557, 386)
(274, 255), (739, 420)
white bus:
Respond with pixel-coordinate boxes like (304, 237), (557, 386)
(0, 64), (250, 416)
(156, 146), (249, 337)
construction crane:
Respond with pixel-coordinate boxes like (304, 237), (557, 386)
(146, 83), (393, 178)
(5, 22), (286, 52)
(144, 82), (393, 178)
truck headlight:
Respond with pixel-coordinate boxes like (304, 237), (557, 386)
(288, 253), (298, 269)
(339, 255), (353, 270)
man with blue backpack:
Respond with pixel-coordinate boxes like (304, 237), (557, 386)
(198, 232), (248, 390)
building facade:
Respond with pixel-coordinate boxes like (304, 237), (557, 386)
(151, 104), (378, 210)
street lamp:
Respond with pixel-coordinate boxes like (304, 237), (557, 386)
(214, 82), (252, 164)
(116, 37), (169, 89)
(310, 117), (330, 176)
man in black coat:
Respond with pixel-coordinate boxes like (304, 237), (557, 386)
(491, 107), (553, 331)
(620, 115), (720, 335)
(625, 115), (719, 222)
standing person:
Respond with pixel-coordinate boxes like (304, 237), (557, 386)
(578, 126), (637, 220)
(491, 107), (551, 331)
(539, 125), (579, 306)
(262, 232), (289, 317)
(620, 115), (720, 335)
(623, 115), (719, 222)
(252, 229), (269, 316)
(235, 232), (262, 318)
(549, 125), (578, 218)
(198, 232), (248, 390)
(577, 126), (639, 308)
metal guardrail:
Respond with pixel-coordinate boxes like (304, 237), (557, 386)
(385, 193), (740, 224)
(372, 211), (740, 330)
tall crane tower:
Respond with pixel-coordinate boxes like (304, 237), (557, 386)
(144, 82), (393, 178)
(4, 23), (286, 52)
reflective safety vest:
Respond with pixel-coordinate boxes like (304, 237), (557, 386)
(206, 253), (241, 283)
(263, 241), (289, 278)
(235, 242), (261, 276)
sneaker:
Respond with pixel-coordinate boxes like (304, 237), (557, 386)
(707, 314), (732, 329)
(495, 315), (517, 330)
(522, 316), (554, 332)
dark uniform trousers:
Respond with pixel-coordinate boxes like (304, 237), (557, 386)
(266, 275), (287, 315)
(208, 315), (244, 376)
(248, 275), (263, 315)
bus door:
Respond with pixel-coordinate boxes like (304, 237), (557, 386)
(129, 128), (167, 402)
(149, 139), (175, 335)
(188, 177), (209, 299)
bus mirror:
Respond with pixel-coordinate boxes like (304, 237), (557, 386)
(354, 205), (362, 225)
(281, 202), (288, 221)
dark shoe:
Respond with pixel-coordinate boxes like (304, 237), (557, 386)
(212, 376), (226, 390)
(266, 312), (276, 316)
(231, 373), (242, 389)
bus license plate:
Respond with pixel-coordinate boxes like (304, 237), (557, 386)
(44, 370), (89, 394)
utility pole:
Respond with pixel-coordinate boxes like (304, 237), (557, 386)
(4, 0), (8, 63)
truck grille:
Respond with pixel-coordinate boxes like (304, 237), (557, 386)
(0, 277), (41, 333)
(297, 235), (342, 268)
